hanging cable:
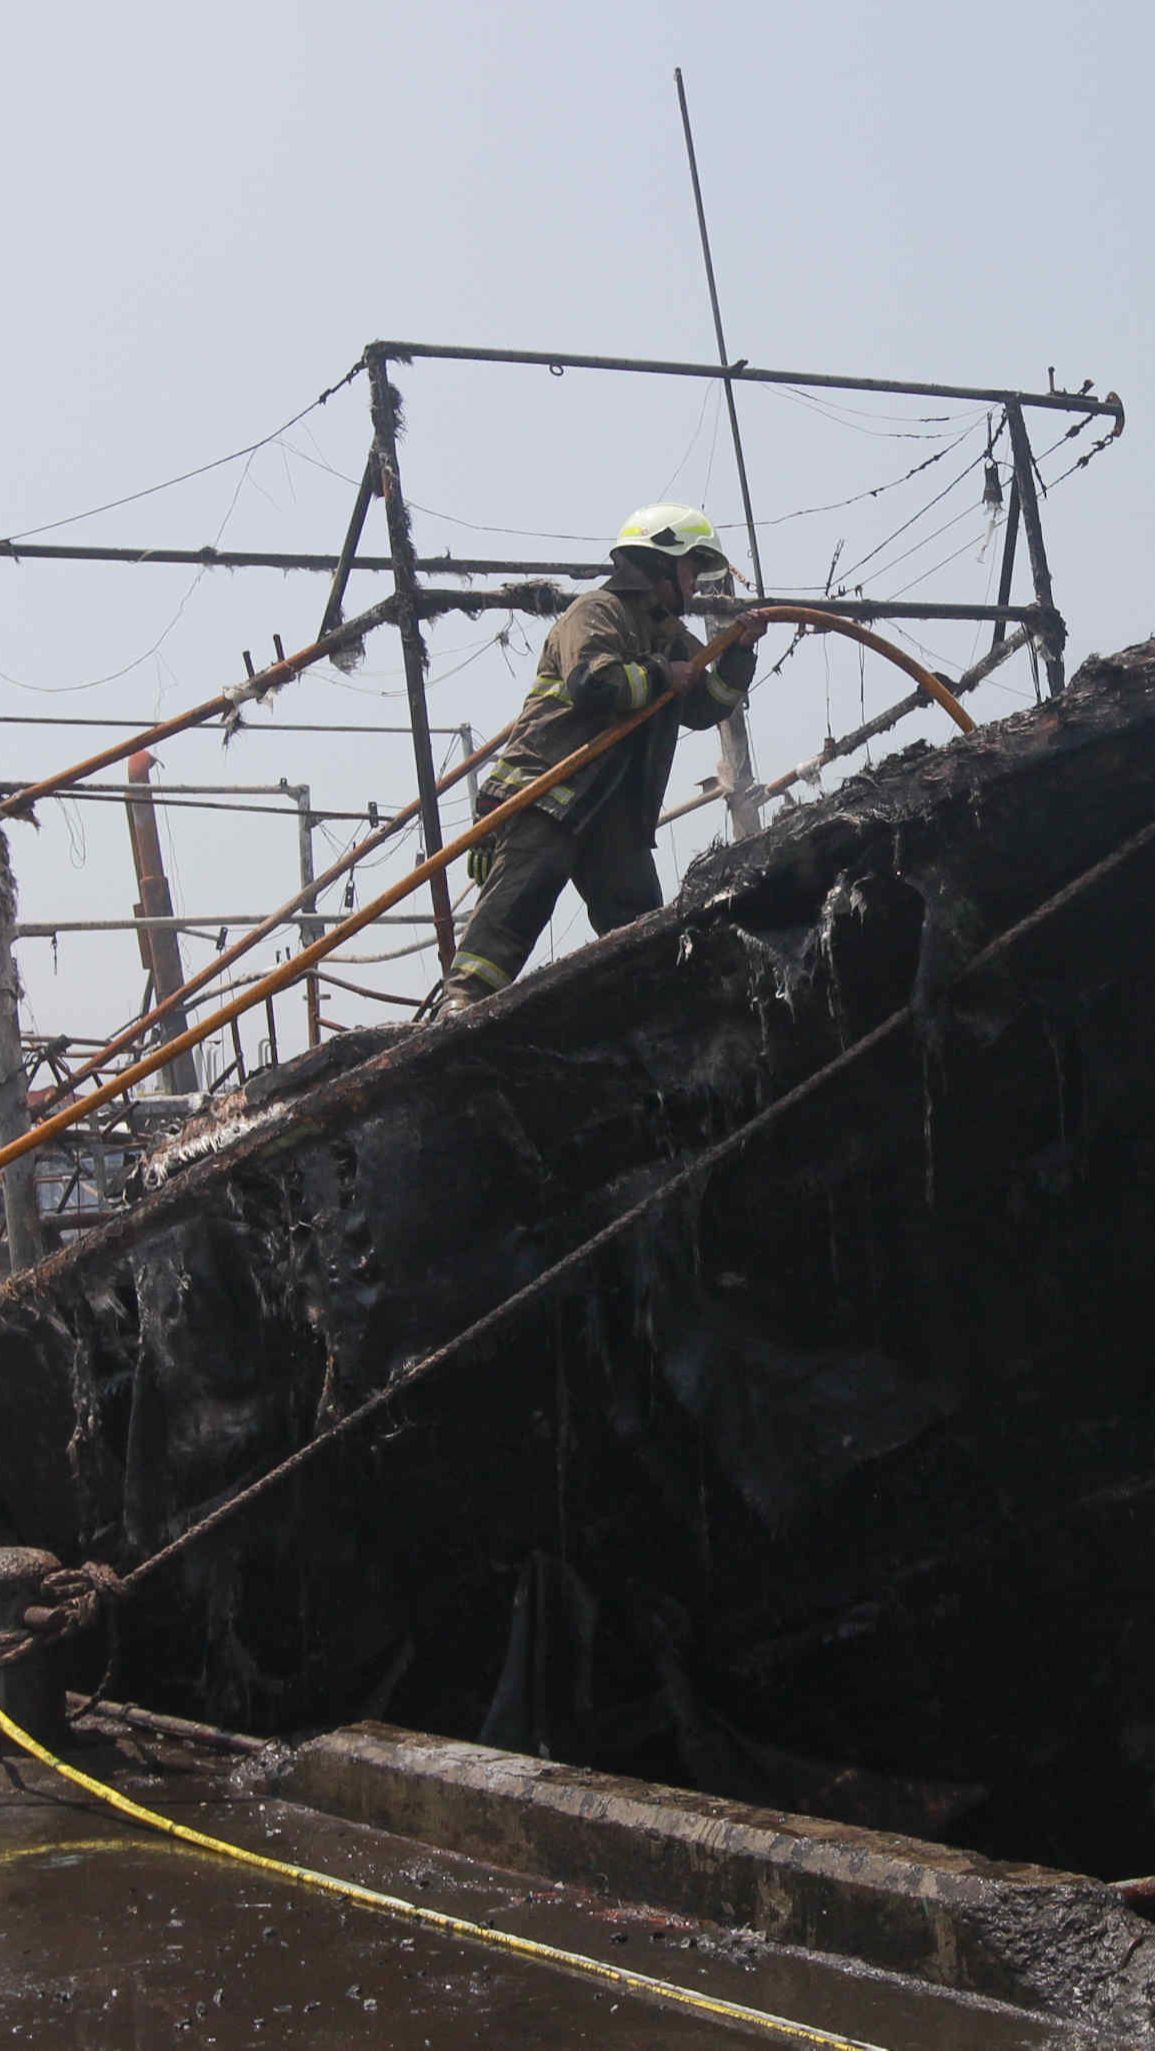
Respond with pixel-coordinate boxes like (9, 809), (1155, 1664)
(2, 360), (364, 545)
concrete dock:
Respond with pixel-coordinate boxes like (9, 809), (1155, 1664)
(0, 1709), (1121, 2048)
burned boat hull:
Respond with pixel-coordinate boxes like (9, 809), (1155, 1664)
(5, 640), (1155, 1876)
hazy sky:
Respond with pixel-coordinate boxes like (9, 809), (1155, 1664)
(1, 0), (1150, 1079)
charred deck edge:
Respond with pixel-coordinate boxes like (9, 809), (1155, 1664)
(276, 1722), (1155, 2037)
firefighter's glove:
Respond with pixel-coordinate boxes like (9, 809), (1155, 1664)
(467, 840), (495, 889)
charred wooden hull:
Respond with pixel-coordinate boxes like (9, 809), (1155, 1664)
(6, 641), (1155, 1877)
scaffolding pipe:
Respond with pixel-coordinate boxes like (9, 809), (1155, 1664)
(0, 609), (969, 1176)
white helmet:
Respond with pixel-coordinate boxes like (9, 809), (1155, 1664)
(612, 503), (729, 580)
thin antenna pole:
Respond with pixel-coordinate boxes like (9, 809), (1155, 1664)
(674, 67), (765, 597)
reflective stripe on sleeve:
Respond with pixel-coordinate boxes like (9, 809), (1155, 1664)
(622, 661), (650, 709)
(529, 675), (572, 705)
(706, 670), (746, 710)
(452, 952), (512, 992)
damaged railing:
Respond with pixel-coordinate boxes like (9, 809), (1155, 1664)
(0, 610), (970, 1184)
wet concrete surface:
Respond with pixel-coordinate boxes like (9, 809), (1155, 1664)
(0, 1729), (1080, 2049)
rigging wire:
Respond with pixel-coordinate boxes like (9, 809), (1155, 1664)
(846, 499), (981, 591)
(657, 381), (717, 499)
(833, 437), (996, 585)
(763, 382), (985, 440)
(0, 452), (260, 696)
(2, 360), (365, 545)
(885, 526), (994, 599)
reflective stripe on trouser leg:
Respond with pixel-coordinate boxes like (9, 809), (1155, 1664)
(440, 809), (575, 1004)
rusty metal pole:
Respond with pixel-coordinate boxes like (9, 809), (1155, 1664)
(1005, 401), (1066, 695)
(990, 474), (1021, 652)
(293, 784), (322, 1048)
(0, 835), (42, 1270)
(124, 755), (199, 1093)
(365, 353), (456, 973)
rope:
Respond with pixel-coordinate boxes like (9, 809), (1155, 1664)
(0, 1702), (888, 2050)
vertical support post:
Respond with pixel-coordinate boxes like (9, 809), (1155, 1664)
(716, 702), (762, 840)
(459, 724), (480, 820)
(705, 581), (761, 840)
(990, 474), (1021, 652)
(365, 352), (457, 974)
(293, 784), (322, 1048)
(264, 996), (279, 1070)
(0, 833), (43, 1271)
(124, 754), (200, 1093)
(1005, 401), (1066, 695)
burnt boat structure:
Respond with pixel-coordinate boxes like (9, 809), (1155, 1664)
(5, 638), (1155, 1898)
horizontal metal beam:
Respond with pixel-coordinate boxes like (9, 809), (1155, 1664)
(0, 716), (466, 735)
(406, 583), (1047, 627)
(0, 785), (384, 823)
(14, 913), (458, 936)
(369, 338), (1124, 420)
(0, 540), (611, 579)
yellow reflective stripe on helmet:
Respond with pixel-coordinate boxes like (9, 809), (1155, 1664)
(706, 670), (746, 709)
(453, 952), (511, 992)
(622, 662), (649, 710)
(529, 675), (572, 705)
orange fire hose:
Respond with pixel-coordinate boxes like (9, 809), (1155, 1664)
(0, 610), (972, 1178)
(696, 607), (975, 734)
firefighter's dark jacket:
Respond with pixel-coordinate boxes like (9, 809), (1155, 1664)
(477, 564), (757, 845)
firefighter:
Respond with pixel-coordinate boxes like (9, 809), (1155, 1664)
(437, 503), (768, 1013)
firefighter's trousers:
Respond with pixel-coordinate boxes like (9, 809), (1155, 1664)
(441, 801), (662, 1005)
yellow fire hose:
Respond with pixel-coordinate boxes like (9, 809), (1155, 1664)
(0, 609), (971, 1181)
(0, 1701), (889, 2049)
